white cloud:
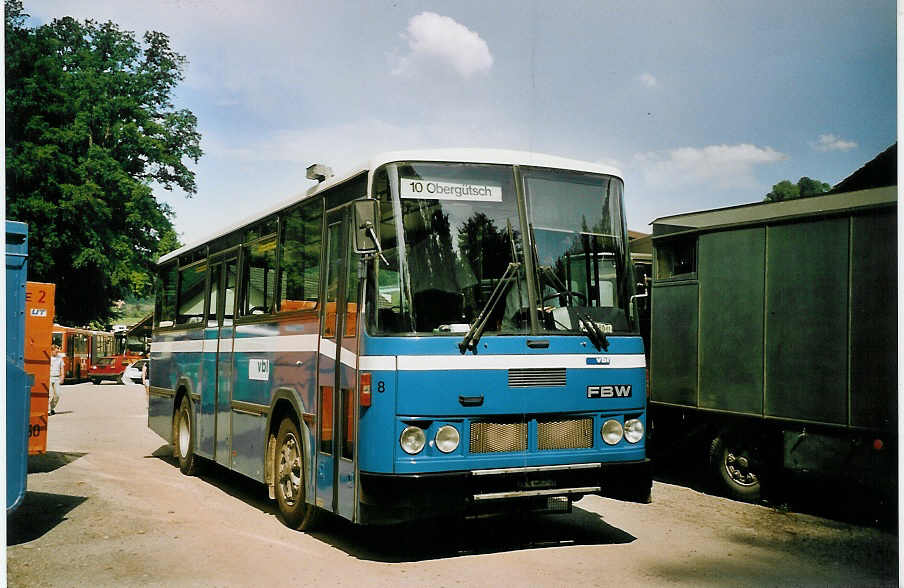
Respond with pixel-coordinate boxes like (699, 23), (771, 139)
(393, 12), (493, 78)
(634, 143), (787, 190)
(811, 133), (857, 152)
(637, 73), (658, 88)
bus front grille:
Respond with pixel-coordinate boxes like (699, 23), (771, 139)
(470, 421), (528, 453)
(538, 418), (594, 450)
(508, 368), (566, 388)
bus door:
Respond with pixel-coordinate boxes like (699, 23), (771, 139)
(203, 252), (238, 468)
(316, 208), (358, 518)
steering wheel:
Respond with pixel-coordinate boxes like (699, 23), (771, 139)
(542, 290), (587, 304)
(248, 306), (268, 315)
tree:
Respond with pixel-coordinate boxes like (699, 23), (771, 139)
(5, 0), (199, 325)
(764, 177), (830, 202)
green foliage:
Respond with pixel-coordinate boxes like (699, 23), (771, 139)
(764, 177), (831, 202)
(6, 0), (196, 325)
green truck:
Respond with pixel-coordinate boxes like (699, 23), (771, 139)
(646, 185), (896, 501)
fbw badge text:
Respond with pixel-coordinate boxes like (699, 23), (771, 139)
(587, 385), (632, 398)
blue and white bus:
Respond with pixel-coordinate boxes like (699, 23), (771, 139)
(148, 149), (651, 529)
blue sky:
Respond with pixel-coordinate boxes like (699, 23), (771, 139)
(26, 0), (897, 236)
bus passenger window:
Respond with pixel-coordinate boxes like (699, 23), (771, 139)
(156, 264), (178, 327)
(241, 236), (277, 316)
(279, 202), (321, 312)
(224, 260), (237, 324)
(177, 262), (207, 325)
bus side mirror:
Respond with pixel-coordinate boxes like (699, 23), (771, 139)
(352, 199), (380, 254)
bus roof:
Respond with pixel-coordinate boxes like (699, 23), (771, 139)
(158, 149), (622, 265)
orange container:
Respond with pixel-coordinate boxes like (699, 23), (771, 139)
(24, 282), (55, 455)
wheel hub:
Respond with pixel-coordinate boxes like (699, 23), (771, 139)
(178, 410), (190, 459)
(278, 433), (302, 506)
(725, 450), (758, 487)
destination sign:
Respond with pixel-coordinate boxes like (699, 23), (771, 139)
(400, 178), (502, 202)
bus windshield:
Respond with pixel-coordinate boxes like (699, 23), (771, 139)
(371, 162), (530, 335)
(523, 168), (630, 334)
(370, 162), (631, 336)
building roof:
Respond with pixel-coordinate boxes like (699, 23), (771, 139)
(830, 143), (897, 194)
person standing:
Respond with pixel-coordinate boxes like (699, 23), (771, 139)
(49, 344), (63, 415)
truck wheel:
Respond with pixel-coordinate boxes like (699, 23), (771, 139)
(91, 378), (101, 385)
(709, 435), (761, 502)
(175, 397), (199, 476)
(275, 417), (322, 530)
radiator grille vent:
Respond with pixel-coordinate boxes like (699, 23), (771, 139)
(508, 368), (566, 388)
(470, 421), (528, 453)
(537, 418), (594, 450)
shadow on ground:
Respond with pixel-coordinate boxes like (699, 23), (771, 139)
(28, 451), (87, 474)
(312, 507), (636, 562)
(149, 444), (277, 516)
(7, 491), (89, 545)
(150, 443), (636, 561)
(652, 449), (897, 531)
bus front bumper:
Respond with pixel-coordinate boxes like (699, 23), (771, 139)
(359, 459), (651, 525)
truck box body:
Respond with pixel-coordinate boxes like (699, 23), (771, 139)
(649, 186), (896, 485)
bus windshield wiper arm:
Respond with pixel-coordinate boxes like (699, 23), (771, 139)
(459, 262), (521, 354)
(579, 313), (609, 352)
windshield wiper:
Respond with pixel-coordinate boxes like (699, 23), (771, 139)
(459, 262), (521, 354)
(578, 313), (609, 352)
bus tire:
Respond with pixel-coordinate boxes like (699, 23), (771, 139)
(709, 434), (761, 502)
(91, 378), (101, 385)
(175, 397), (199, 476)
(275, 416), (321, 531)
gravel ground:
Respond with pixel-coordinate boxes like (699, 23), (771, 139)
(5, 381), (898, 587)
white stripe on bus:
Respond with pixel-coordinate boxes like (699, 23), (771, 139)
(396, 354), (646, 371)
(150, 338), (645, 371)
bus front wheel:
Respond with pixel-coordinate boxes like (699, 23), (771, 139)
(175, 397), (199, 476)
(275, 417), (322, 531)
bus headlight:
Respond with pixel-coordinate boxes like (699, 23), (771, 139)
(400, 426), (426, 455)
(435, 425), (460, 453)
(624, 419), (644, 443)
(601, 419), (624, 445)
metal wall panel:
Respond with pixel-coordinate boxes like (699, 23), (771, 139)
(650, 283), (698, 405)
(765, 218), (849, 423)
(698, 228), (765, 414)
(850, 209), (896, 430)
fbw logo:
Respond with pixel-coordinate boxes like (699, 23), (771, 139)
(587, 385), (632, 398)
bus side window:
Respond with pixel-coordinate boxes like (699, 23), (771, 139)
(278, 201), (322, 312)
(177, 262), (207, 326)
(156, 264), (178, 328)
(240, 235), (277, 316)
(223, 260), (237, 325)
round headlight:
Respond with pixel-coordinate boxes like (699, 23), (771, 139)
(400, 426), (426, 455)
(624, 418), (644, 443)
(435, 425), (460, 453)
(601, 419), (624, 445)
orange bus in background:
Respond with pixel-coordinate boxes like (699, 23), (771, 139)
(25, 282), (55, 454)
(51, 325), (115, 382)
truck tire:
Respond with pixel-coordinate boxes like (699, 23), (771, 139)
(275, 416), (322, 531)
(709, 435), (761, 502)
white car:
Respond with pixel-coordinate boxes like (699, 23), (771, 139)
(121, 359), (148, 385)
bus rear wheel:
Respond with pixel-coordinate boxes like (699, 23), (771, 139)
(275, 417), (322, 531)
(175, 397), (199, 476)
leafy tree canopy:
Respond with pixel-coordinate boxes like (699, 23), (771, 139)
(5, 0), (198, 326)
(763, 177), (831, 203)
